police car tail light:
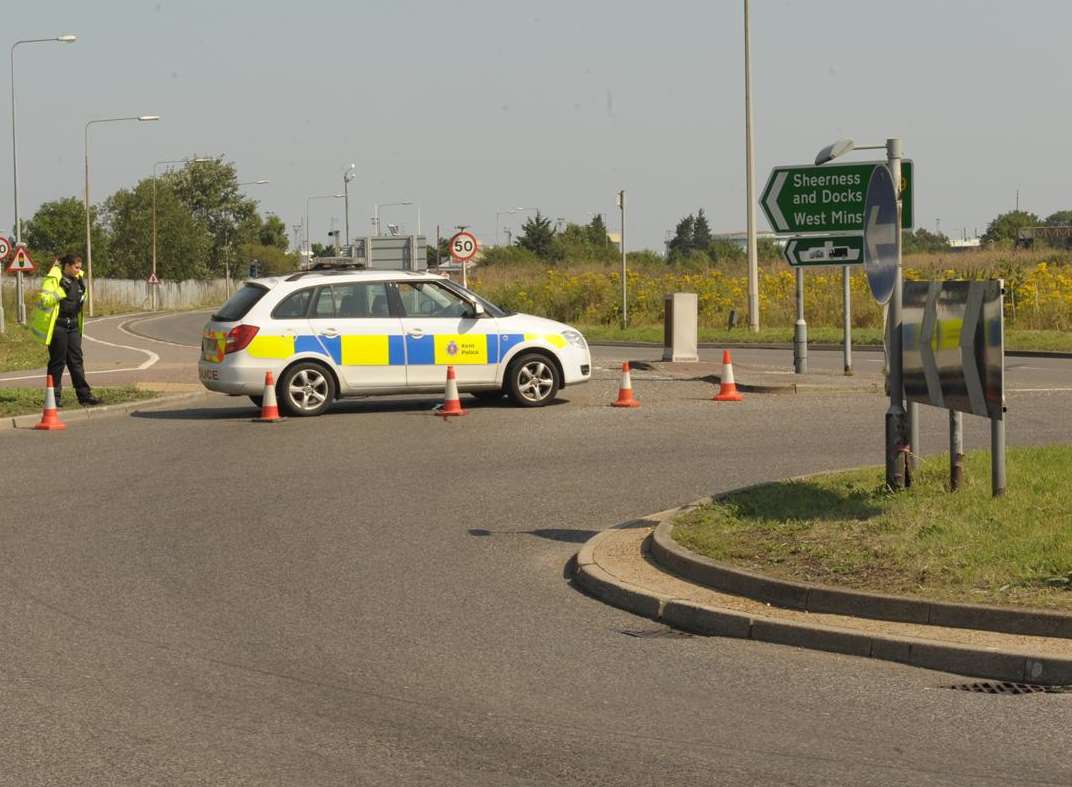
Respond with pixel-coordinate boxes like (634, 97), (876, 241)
(225, 324), (259, 354)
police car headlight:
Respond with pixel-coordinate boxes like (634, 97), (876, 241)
(561, 329), (587, 349)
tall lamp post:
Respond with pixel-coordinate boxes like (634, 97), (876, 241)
(152, 156), (210, 310)
(305, 193), (343, 260)
(7, 33), (78, 331)
(84, 114), (159, 316)
(373, 201), (414, 237)
(495, 207), (526, 246)
(343, 163), (356, 247)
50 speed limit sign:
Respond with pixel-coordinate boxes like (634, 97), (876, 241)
(0, 236), (9, 260)
(449, 231), (478, 262)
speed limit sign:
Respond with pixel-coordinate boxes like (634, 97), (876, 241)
(0, 236), (9, 260)
(449, 231), (478, 262)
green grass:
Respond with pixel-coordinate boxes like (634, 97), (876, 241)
(577, 323), (1072, 352)
(0, 323), (45, 372)
(0, 385), (159, 418)
(672, 446), (1072, 611)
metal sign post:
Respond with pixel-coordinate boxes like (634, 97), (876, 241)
(862, 145), (905, 490)
(843, 266), (852, 375)
(449, 231), (478, 289)
(794, 268), (807, 373)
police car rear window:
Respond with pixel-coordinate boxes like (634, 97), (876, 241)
(211, 284), (268, 322)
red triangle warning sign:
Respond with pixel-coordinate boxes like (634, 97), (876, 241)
(147, 272), (160, 284)
(7, 246), (34, 273)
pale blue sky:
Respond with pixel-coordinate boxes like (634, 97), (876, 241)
(6, 0), (1071, 251)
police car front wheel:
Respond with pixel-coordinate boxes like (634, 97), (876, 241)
(507, 353), (560, 407)
(279, 361), (336, 417)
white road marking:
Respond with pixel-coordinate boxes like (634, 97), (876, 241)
(119, 314), (200, 348)
(0, 314), (159, 382)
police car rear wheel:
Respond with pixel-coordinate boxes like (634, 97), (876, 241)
(507, 353), (560, 407)
(279, 362), (335, 417)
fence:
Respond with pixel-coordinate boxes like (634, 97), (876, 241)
(3, 276), (231, 313)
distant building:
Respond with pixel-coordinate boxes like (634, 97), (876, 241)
(949, 237), (982, 249)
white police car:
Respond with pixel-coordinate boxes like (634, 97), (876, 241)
(198, 268), (591, 415)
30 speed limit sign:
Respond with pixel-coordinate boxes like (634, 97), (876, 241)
(449, 231), (478, 262)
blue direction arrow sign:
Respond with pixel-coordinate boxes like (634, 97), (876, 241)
(783, 234), (864, 267)
(863, 165), (898, 304)
(761, 160), (913, 235)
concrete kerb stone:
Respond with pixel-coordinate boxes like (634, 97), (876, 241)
(3, 391), (210, 431)
(648, 480), (1072, 641)
(573, 525), (1072, 685)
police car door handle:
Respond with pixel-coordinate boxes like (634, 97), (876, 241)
(407, 329), (424, 339)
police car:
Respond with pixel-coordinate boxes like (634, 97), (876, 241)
(198, 268), (592, 415)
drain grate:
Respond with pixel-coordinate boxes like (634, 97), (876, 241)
(945, 682), (1072, 696)
(620, 627), (694, 639)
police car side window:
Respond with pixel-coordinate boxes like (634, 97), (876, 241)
(397, 282), (469, 318)
(335, 282), (390, 318)
(271, 288), (314, 319)
(311, 286), (336, 319)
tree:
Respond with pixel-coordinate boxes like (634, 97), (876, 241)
(1044, 210), (1072, 227)
(708, 238), (745, 263)
(427, 236), (451, 266)
(238, 242), (299, 276)
(981, 210), (1040, 245)
(667, 214), (695, 260)
(259, 213), (289, 249)
(586, 213), (612, 248)
(169, 158), (259, 276)
(310, 242), (334, 258)
(102, 178), (213, 280)
(902, 228), (950, 254)
(692, 209), (713, 250)
(516, 211), (558, 259)
(23, 197), (107, 263)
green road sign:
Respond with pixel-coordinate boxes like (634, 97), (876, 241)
(783, 234), (864, 267)
(761, 160), (913, 234)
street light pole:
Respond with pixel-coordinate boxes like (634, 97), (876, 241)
(84, 114), (159, 317)
(305, 193), (344, 261)
(743, 0), (760, 332)
(343, 163), (356, 247)
(8, 34), (77, 330)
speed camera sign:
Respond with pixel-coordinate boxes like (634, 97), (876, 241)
(450, 231), (478, 261)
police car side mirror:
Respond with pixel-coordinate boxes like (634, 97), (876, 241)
(467, 301), (486, 318)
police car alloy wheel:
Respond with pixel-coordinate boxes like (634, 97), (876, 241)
(507, 352), (560, 407)
(279, 361), (335, 417)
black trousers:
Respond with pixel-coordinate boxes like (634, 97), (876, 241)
(47, 318), (93, 403)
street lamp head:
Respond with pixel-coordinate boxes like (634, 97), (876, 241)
(138, 115), (161, 122)
(815, 138), (854, 166)
(56, 34), (78, 43)
(255, 179), (270, 184)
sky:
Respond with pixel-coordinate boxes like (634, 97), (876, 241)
(5, 0), (1072, 252)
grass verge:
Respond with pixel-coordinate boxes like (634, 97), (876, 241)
(578, 323), (1072, 352)
(0, 323), (44, 372)
(0, 385), (159, 418)
(672, 445), (1072, 611)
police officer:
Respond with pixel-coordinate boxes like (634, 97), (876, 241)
(29, 253), (100, 407)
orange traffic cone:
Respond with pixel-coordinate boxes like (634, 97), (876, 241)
(713, 350), (743, 402)
(611, 362), (640, 408)
(253, 371), (285, 422)
(34, 374), (66, 431)
(437, 365), (468, 417)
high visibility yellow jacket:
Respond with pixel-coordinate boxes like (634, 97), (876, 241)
(29, 264), (85, 346)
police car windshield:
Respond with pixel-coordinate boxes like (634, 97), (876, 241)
(211, 283), (269, 322)
(441, 281), (513, 317)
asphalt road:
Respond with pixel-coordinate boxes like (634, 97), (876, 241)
(3, 312), (1072, 785)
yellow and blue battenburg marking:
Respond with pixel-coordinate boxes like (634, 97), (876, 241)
(241, 332), (563, 365)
